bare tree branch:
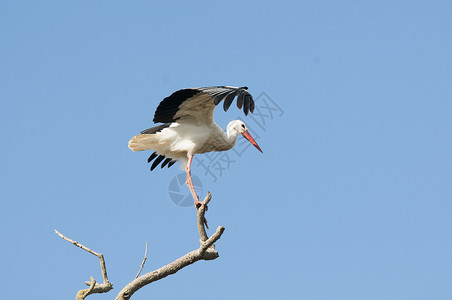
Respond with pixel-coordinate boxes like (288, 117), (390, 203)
(115, 192), (225, 300)
(54, 229), (113, 298)
(56, 192), (224, 300)
(135, 242), (148, 279)
(76, 277), (96, 300)
(197, 191), (211, 242)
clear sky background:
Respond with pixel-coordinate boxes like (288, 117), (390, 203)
(1, 1), (451, 299)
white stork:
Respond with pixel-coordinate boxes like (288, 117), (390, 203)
(128, 86), (263, 208)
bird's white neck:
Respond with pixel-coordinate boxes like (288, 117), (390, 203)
(225, 126), (239, 149)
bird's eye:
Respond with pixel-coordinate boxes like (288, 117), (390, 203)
(241, 124), (245, 129)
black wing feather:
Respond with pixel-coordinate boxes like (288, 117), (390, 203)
(141, 123), (171, 134)
(147, 153), (176, 171)
(249, 95), (255, 113)
(147, 152), (158, 163)
(151, 155), (165, 171)
(223, 92), (236, 112)
(161, 158), (171, 168)
(243, 94), (251, 116)
(213, 92), (229, 105)
(236, 91), (245, 110)
(153, 89), (200, 123)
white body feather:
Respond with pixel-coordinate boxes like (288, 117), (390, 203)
(128, 120), (240, 168)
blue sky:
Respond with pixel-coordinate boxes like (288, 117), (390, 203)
(1, 1), (451, 299)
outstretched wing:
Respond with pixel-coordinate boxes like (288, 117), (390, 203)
(152, 86), (255, 124)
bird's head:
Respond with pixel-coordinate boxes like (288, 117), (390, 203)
(227, 120), (263, 153)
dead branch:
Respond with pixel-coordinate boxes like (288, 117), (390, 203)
(135, 242), (148, 279)
(54, 229), (113, 299)
(115, 192), (224, 300)
(55, 192), (225, 300)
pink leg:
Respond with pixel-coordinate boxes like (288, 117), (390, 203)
(185, 155), (202, 208)
(186, 155), (208, 227)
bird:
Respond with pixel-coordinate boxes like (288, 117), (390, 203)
(128, 86), (263, 209)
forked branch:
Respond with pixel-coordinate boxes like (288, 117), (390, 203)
(115, 192), (224, 300)
(55, 192), (225, 300)
(54, 229), (113, 299)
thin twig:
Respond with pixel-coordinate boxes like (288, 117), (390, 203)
(55, 229), (113, 298)
(135, 242), (148, 279)
(55, 229), (100, 257)
(55, 229), (110, 285)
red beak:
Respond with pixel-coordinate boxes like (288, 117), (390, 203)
(242, 131), (263, 153)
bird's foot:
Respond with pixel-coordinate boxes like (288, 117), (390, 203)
(194, 199), (209, 229)
(195, 199), (208, 211)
